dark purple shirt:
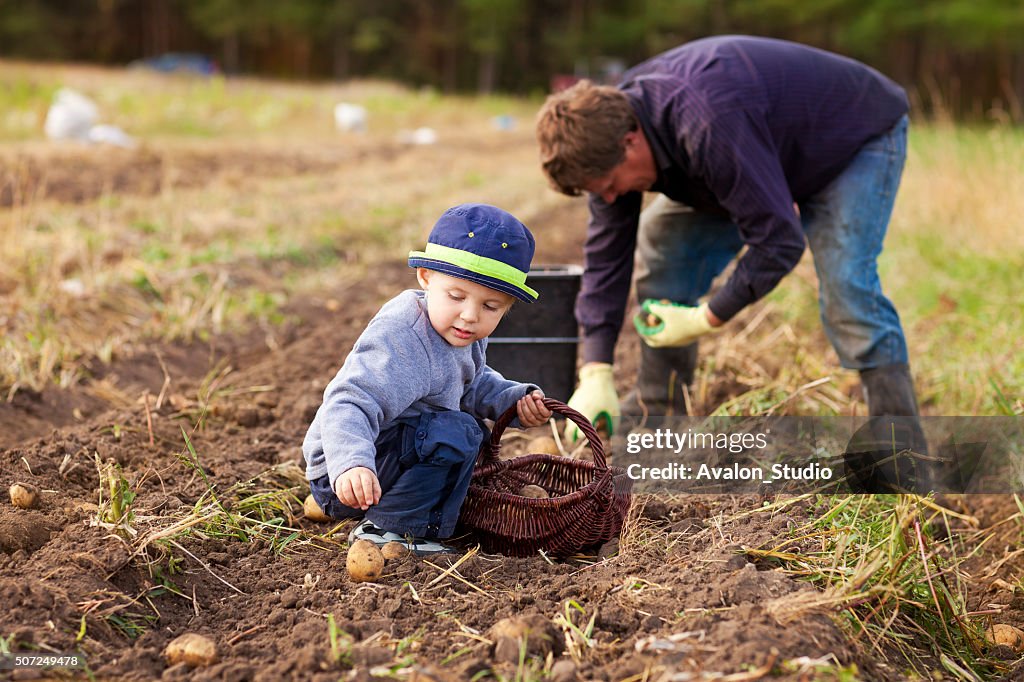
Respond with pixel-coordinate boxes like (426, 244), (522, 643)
(578, 36), (909, 364)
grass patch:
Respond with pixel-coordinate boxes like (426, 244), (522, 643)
(0, 60), (539, 142)
(1, 61), (1020, 417)
(712, 124), (1024, 416)
(133, 428), (338, 583)
(749, 494), (1008, 678)
(0, 63), (554, 397)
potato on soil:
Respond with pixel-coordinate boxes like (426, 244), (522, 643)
(987, 623), (1024, 651)
(347, 539), (385, 582)
(9, 483), (38, 509)
(302, 494), (332, 522)
(527, 436), (561, 456)
(489, 616), (532, 641)
(518, 484), (549, 499)
(164, 633), (218, 667)
(488, 615), (563, 663)
(381, 541), (409, 560)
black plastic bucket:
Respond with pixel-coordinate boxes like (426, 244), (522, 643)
(487, 264), (582, 402)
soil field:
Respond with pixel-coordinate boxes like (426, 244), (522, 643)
(1, 132), (1023, 682)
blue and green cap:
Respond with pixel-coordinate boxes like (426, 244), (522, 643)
(408, 203), (539, 303)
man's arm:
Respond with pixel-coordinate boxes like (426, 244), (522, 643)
(687, 110), (807, 322)
(577, 191), (643, 363)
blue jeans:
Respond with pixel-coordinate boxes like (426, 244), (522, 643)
(309, 411), (486, 538)
(635, 115), (909, 370)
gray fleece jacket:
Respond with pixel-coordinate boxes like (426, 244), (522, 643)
(303, 289), (535, 486)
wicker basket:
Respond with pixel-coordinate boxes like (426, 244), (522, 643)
(457, 398), (632, 557)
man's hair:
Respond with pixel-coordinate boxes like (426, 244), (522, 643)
(535, 79), (637, 196)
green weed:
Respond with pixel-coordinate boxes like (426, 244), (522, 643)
(326, 614), (353, 666)
(553, 599), (596, 662)
(751, 495), (1004, 678)
(135, 428), (316, 555)
(95, 454), (136, 534)
(106, 612), (157, 640)
(779, 657), (861, 681)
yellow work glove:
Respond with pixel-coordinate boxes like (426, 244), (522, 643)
(564, 362), (619, 443)
(634, 300), (718, 348)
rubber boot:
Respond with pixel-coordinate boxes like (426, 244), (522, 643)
(619, 343), (697, 431)
(847, 363), (933, 494)
(861, 363), (921, 418)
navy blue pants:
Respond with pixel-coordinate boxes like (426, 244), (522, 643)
(309, 411), (486, 538)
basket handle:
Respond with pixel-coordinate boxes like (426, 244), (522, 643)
(481, 397), (608, 470)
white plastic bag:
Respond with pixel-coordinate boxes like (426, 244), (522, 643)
(87, 124), (136, 148)
(333, 103), (367, 132)
(44, 88), (98, 141)
(397, 127), (438, 145)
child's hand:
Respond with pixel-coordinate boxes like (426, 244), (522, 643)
(334, 466), (381, 511)
(517, 390), (552, 428)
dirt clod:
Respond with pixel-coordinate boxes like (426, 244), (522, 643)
(550, 659), (578, 682)
(639, 496), (670, 520)
(235, 407), (261, 428)
(0, 514), (51, 554)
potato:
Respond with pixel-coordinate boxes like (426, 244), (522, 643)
(488, 615), (562, 662)
(987, 623), (1024, 651)
(9, 483), (38, 509)
(347, 539), (385, 582)
(490, 616), (531, 641)
(518, 484), (549, 499)
(573, 447), (595, 463)
(527, 436), (560, 456)
(164, 633), (218, 667)
(302, 494), (332, 522)
(381, 541), (409, 560)
(642, 299), (672, 328)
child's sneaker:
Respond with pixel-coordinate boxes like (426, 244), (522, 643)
(348, 520), (456, 556)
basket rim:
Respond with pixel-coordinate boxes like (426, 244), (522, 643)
(481, 397), (609, 470)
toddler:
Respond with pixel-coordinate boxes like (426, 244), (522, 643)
(303, 204), (552, 554)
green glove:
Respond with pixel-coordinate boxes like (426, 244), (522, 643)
(565, 362), (619, 443)
(634, 300), (717, 348)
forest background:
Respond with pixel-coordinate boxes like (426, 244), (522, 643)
(2, 0), (1023, 121)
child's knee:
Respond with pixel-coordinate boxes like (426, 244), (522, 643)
(415, 411), (486, 465)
